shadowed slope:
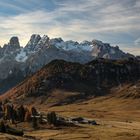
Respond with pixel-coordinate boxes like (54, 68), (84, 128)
(0, 59), (140, 104)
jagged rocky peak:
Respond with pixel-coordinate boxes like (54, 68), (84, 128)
(8, 36), (20, 49)
(49, 38), (64, 49)
(31, 34), (41, 40)
(29, 34), (41, 45)
(25, 34), (41, 51)
(80, 40), (91, 45)
(25, 34), (50, 51)
(2, 36), (20, 54)
(50, 37), (63, 44)
(91, 40), (110, 50)
(38, 35), (49, 45)
(35, 35), (50, 50)
(92, 39), (104, 46)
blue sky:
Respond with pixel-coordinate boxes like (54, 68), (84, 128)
(0, 0), (140, 55)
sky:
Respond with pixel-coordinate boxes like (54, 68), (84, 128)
(0, 0), (140, 55)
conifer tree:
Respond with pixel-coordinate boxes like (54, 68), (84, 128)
(32, 116), (38, 129)
(47, 112), (57, 126)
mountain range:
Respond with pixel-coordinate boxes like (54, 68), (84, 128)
(0, 34), (135, 94)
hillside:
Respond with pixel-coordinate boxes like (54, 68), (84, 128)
(1, 58), (140, 105)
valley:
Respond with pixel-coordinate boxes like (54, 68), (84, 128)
(0, 93), (140, 140)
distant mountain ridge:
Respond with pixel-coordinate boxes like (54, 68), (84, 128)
(0, 34), (135, 94)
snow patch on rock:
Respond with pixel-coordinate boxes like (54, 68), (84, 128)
(9, 70), (12, 74)
(15, 49), (28, 62)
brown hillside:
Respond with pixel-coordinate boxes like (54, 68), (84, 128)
(0, 59), (140, 104)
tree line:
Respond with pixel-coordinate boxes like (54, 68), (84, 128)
(0, 102), (38, 124)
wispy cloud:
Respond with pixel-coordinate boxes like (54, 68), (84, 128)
(0, 0), (139, 55)
(135, 38), (140, 46)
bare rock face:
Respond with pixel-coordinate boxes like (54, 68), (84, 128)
(2, 37), (20, 55)
(34, 35), (50, 51)
(9, 36), (20, 49)
(0, 46), (3, 58)
(91, 40), (132, 59)
(25, 34), (41, 51)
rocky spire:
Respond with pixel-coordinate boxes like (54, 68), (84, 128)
(8, 36), (20, 49)
(25, 34), (41, 51)
(2, 37), (20, 55)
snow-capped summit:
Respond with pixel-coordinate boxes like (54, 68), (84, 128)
(23, 34), (134, 60)
(79, 41), (93, 52)
(50, 39), (92, 52)
(0, 34), (134, 63)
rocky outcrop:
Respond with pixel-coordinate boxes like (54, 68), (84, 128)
(2, 37), (20, 55)
(9, 36), (20, 49)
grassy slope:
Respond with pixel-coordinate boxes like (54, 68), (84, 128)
(25, 95), (140, 140)
(29, 82), (139, 140)
(0, 90), (140, 140)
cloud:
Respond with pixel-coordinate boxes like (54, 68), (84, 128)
(115, 42), (140, 56)
(134, 38), (140, 46)
(0, 0), (139, 55)
(0, 1), (28, 13)
(121, 46), (140, 56)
